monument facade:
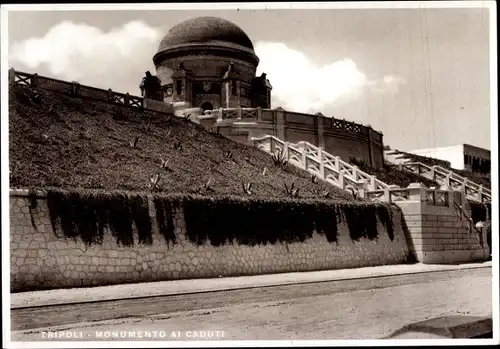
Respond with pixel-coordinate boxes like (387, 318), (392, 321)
(152, 16), (272, 111)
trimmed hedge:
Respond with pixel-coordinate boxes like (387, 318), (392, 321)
(43, 189), (397, 247)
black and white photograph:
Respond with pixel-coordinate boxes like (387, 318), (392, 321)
(1, 1), (498, 346)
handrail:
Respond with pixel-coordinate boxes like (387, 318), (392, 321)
(390, 161), (490, 202)
(453, 201), (485, 248)
(253, 135), (400, 200)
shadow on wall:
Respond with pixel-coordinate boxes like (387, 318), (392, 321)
(10, 188), (412, 292)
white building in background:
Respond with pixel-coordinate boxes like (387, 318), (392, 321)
(408, 144), (491, 175)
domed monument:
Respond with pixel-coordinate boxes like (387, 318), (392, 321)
(140, 16), (385, 169)
(152, 16), (272, 111)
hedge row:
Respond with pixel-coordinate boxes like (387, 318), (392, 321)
(40, 189), (396, 247)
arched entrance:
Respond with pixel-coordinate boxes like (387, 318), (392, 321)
(200, 102), (214, 111)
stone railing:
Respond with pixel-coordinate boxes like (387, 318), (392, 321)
(201, 107), (262, 121)
(9, 68), (173, 114)
(453, 201), (487, 249)
(251, 135), (463, 205)
(390, 162), (491, 203)
(200, 107), (379, 137)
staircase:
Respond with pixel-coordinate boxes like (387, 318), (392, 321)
(252, 135), (411, 202)
(384, 158), (491, 204)
(384, 149), (413, 165)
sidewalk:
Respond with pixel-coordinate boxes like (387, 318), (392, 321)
(11, 261), (492, 309)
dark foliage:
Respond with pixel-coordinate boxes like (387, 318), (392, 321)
(153, 196), (178, 245)
(349, 156), (438, 188)
(181, 196), (395, 247)
(342, 204), (379, 241)
(469, 201), (490, 224)
(129, 195), (153, 245)
(46, 189), (152, 247)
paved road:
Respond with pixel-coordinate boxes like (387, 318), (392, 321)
(11, 267), (492, 341)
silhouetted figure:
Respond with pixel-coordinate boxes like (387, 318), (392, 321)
(140, 71), (164, 101)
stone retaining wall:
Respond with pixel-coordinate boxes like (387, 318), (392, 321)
(395, 189), (489, 264)
(10, 190), (411, 292)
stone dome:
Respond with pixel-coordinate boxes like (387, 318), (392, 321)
(155, 16), (255, 56)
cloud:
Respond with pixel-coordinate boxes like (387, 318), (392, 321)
(9, 20), (162, 93)
(254, 42), (404, 113)
(369, 75), (406, 94)
(9, 23), (405, 109)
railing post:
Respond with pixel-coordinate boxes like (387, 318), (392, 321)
(282, 142), (289, 160)
(301, 147), (307, 170)
(256, 107), (262, 121)
(478, 185), (484, 203)
(384, 187), (391, 203)
(462, 178), (468, 191)
(338, 170), (345, 189)
(108, 89), (114, 102)
(352, 166), (358, 181)
(334, 156), (341, 172)
(319, 150), (325, 178)
(407, 183), (427, 203)
(357, 179), (367, 199)
(124, 93), (130, 106)
(31, 73), (39, 87)
(443, 174), (451, 190)
(369, 176), (376, 191)
(429, 167), (435, 180)
(8, 68), (16, 84)
(237, 107), (242, 119)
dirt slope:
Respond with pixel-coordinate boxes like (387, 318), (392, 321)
(9, 85), (355, 201)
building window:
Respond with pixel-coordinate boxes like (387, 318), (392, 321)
(176, 80), (182, 95)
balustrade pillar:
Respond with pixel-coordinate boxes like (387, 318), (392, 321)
(352, 166), (358, 181)
(282, 142), (289, 159)
(334, 156), (341, 172)
(302, 149), (307, 170)
(31, 73), (39, 87)
(338, 170), (345, 188)
(319, 150), (325, 178)
(9, 68), (15, 84)
(256, 107), (262, 121)
(357, 179), (367, 199)
(478, 185), (484, 203)
(383, 187), (391, 203)
(407, 183), (427, 202)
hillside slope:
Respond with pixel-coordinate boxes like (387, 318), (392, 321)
(9, 85), (355, 201)
(348, 158), (439, 188)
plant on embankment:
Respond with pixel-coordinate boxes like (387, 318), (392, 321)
(46, 189), (153, 247)
(178, 195), (396, 247)
(44, 189), (396, 249)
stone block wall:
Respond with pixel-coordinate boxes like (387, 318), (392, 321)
(10, 190), (411, 292)
(395, 188), (489, 264)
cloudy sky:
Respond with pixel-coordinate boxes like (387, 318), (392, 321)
(6, 4), (493, 151)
